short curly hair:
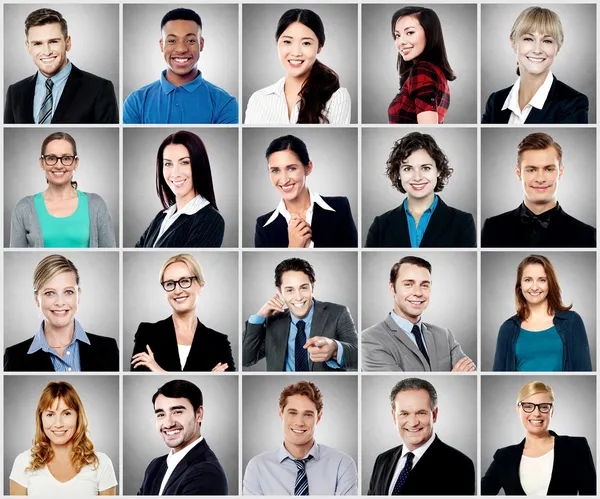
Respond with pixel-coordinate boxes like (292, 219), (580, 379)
(385, 132), (453, 194)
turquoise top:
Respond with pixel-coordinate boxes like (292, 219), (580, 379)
(404, 195), (439, 248)
(516, 325), (563, 372)
(34, 191), (90, 248)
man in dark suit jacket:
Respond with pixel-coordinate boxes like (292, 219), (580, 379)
(243, 257), (358, 371)
(368, 378), (475, 495)
(482, 132), (596, 248)
(138, 380), (228, 496)
(4, 8), (118, 124)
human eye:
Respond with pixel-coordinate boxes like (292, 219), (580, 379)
(163, 161), (173, 168)
(180, 278), (191, 286)
(173, 410), (183, 415)
(65, 290), (74, 295)
(156, 413), (164, 419)
(269, 167), (279, 174)
(523, 36), (533, 42)
(422, 283), (430, 289)
(406, 30), (415, 36)
(181, 160), (190, 165)
(44, 290), (54, 296)
(402, 165), (412, 172)
(282, 39), (291, 44)
(187, 38), (197, 44)
(46, 155), (58, 162)
(288, 166), (297, 172)
(302, 41), (312, 46)
(421, 166), (431, 171)
(399, 411), (408, 417)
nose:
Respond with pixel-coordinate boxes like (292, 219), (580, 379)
(533, 39), (543, 54)
(174, 40), (188, 53)
(412, 285), (423, 296)
(290, 41), (303, 56)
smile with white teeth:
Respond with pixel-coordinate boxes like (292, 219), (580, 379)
(407, 299), (425, 306)
(410, 183), (428, 190)
(280, 183), (295, 193)
(173, 57), (191, 63)
(527, 57), (545, 62)
(52, 430), (68, 435)
(170, 178), (186, 188)
(51, 310), (69, 316)
(291, 428), (307, 434)
(40, 56), (57, 62)
(291, 301), (306, 308)
(401, 47), (413, 56)
(164, 428), (182, 435)
(404, 427), (423, 432)
(173, 296), (188, 303)
(288, 60), (304, 68)
(528, 419), (545, 425)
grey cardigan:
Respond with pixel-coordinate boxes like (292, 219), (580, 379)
(10, 193), (116, 247)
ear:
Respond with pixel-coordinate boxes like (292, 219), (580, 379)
(65, 35), (72, 52)
(317, 45), (323, 55)
(432, 407), (439, 423)
(305, 161), (313, 176)
(316, 411), (322, 425)
(278, 406), (284, 420)
(389, 281), (396, 297)
(73, 157), (79, 171)
(77, 287), (82, 303)
(558, 163), (564, 180)
(196, 406), (204, 424)
(391, 408), (397, 426)
(40, 157), (45, 171)
(34, 294), (40, 309)
(510, 37), (516, 52)
(200, 36), (205, 52)
(160, 38), (164, 53)
(515, 164), (523, 181)
(198, 282), (205, 295)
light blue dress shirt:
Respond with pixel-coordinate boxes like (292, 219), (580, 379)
(390, 311), (429, 354)
(33, 61), (72, 122)
(404, 194), (439, 248)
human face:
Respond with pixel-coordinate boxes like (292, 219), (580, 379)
(40, 139), (78, 187)
(154, 394), (202, 453)
(163, 144), (196, 205)
(517, 392), (554, 437)
(516, 147), (563, 210)
(399, 149), (439, 202)
(511, 31), (558, 77)
(42, 397), (77, 448)
(26, 23), (71, 78)
(268, 149), (311, 204)
(163, 261), (203, 314)
(36, 271), (80, 330)
(389, 264), (431, 322)
(279, 394), (321, 450)
(520, 264), (549, 307)
(160, 20), (203, 82)
(394, 16), (427, 62)
(392, 389), (438, 451)
(279, 270), (314, 319)
(278, 22), (321, 80)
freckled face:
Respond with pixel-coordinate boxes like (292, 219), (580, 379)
(394, 16), (427, 62)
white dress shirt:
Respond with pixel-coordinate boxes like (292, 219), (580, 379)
(388, 431), (436, 495)
(519, 449), (554, 496)
(177, 344), (192, 370)
(502, 71), (554, 124)
(245, 77), (351, 124)
(154, 194), (210, 247)
(158, 436), (204, 495)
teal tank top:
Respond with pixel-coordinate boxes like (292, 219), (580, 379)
(34, 191), (91, 248)
(516, 326), (563, 372)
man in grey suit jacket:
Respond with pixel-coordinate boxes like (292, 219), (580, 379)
(362, 256), (474, 372)
(243, 258), (358, 371)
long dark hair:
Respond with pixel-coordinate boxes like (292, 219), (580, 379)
(265, 135), (310, 166)
(155, 131), (218, 211)
(391, 6), (456, 87)
(276, 9), (340, 124)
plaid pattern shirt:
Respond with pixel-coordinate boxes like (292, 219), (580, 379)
(388, 61), (450, 124)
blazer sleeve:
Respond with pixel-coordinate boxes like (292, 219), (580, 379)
(340, 197), (358, 247)
(481, 92), (495, 124)
(4, 346), (20, 371)
(94, 79), (119, 124)
(481, 450), (503, 495)
(446, 328), (468, 367)
(186, 211), (225, 248)
(569, 312), (593, 371)
(335, 306), (358, 370)
(4, 85), (15, 124)
(365, 216), (381, 248)
(135, 214), (159, 248)
(459, 213), (477, 248)
(242, 321), (267, 367)
(362, 330), (404, 372)
(367, 454), (383, 495)
(254, 218), (269, 248)
(219, 335), (236, 372)
(131, 323), (151, 372)
(576, 437), (597, 495)
(492, 322), (511, 371)
(103, 337), (120, 372)
(561, 93), (589, 124)
(180, 462), (228, 495)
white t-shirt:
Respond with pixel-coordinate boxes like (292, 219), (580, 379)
(10, 450), (117, 496)
(519, 449), (554, 496)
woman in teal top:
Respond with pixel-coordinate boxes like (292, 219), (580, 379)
(10, 132), (116, 248)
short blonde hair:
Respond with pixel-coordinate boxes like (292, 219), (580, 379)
(510, 7), (564, 49)
(33, 255), (80, 295)
(517, 381), (555, 404)
(160, 254), (205, 286)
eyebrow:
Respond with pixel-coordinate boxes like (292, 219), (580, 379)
(522, 164), (557, 168)
(280, 35), (315, 41)
(155, 405), (188, 414)
(166, 33), (197, 37)
(401, 279), (431, 284)
(164, 156), (191, 162)
(401, 161), (434, 167)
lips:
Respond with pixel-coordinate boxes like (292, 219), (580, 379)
(526, 56), (546, 63)
(291, 428), (307, 434)
(173, 295), (189, 303)
(407, 299), (425, 307)
(531, 185), (549, 191)
(288, 59), (304, 68)
(50, 309), (69, 317)
(170, 178), (187, 189)
(280, 183), (295, 193)
(162, 426), (183, 438)
(171, 57), (192, 67)
(410, 183), (428, 191)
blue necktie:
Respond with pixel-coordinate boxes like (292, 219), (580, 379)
(392, 452), (414, 495)
(293, 456), (313, 495)
(38, 78), (54, 124)
(295, 320), (309, 371)
(412, 325), (430, 367)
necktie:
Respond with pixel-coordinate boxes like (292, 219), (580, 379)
(38, 79), (54, 124)
(293, 456), (313, 495)
(411, 325), (431, 367)
(392, 452), (414, 495)
(295, 320), (309, 371)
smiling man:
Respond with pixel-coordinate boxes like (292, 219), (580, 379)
(482, 132), (595, 247)
(138, 379), (227, 495)
(243, 258), (358, 371)
(4, 8), (118, 124)
(243, 381), (357, 495)
(123, 8), (238, 124)
(368, 378), (475, 495)
(362, 256), (474, 372)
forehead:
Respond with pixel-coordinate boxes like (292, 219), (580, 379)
(41, 270), (77, 289)
(44, 139), (74, 155)
(394, 389), (432, 410)
(519, 147), (560, 167)
(280, 270), (311, 287)
(522, 263), (546, 278)
(27, 22), (65, 41)
(163, 261), (194, 280)
(283, 394), (318, 413)
(268, 149), (302, 167)
(395, 15), (422, 32)
(46, 397), (72, 411)
(154, 394), (193, 411)
(163, 143), (190, 160)
(162, 19), (200, 37)
(402, 148), (436, 167)
(280, 21), (317, 40)
(396, 263), (431, 283)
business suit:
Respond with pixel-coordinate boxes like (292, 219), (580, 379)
(4, 64), (118, 124)
(138, 438), (228, 495)
(255, 196), (358, 248)
(243, 299), (358, 371)
(482, 431), (596, 495)
(362, 314), (467, 371)
(366, 198), (476, 248)
(131, 316), (235, 372)
(482, 76), (589, 124)
(4, 332), (119, 371)
(368, 435), (475, 495)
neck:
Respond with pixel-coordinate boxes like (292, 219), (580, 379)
(284, 438), (315, 460)
(166, 68), (199, 87)
(174, 432), (201, 454)
(525, 431), (553, 446)
(284, 74), (308, 96)
(393, 306), (420, 325)
(50, 442), (73, 458)
(526, 300), (551, 317)
(406, 193), (435, 216)
(284, 188), (311, 215)
(175, 192), (198, 211)
(172, 311), (197, 331)
(523, 198), (557, 215)
(44, 320), (75, 346)
(44, 182), (76, 201)
(519, 71), (549, 103)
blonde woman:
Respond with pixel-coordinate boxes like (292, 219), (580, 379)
(9, 381), (117, 495)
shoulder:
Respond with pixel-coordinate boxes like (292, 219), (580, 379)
(483, 208), (519, 228)
(191, 205), (224, 224)
(559, 209), (595, 233)
(362, 319), (391, 338)
(328, 87), (351, 103)
(250, 80), (282, 99)
(13, 196), (36, 212)
(438, 200), (474, 221)
(372, 206), (404, 225)
(72, 67), (113, 86)
(411, 61), (445, 82)
(246, 448), (278, 468)
(94, 451), (114, 468)
(319, 300), (349, 315)
(202, 77), (235, 100)
(485, 85), (513, 105)
(13, 449), (32, 467)
(125, 80), (161, 102)
(555, 433), (591, 450)
(553, 78), (588, 102)
(317, 443), (355, 465)
(83, 192), (109, 209)
(256, 210), (277, 226)
(433, 438), (473, 465)
(7, 75), (36, 92)
(423, 322), (451, 335)
(374, 445), (402, 463)
(555, 310), (583, 324)
(86, 332), (118, 346)
(492, 442), (524, 461)
(198, 322), (229, 342)
(320, 196), (351, 211)
(5, 337), (35, 356)
(499, 316), (519, 333)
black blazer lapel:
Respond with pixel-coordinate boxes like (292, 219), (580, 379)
(28, 349), (55, 371)
(525, 77), (557, 124)
(391, 205), (411, 246)
(149, 458), (169, 495)
(21, 75), (37, 123)
(79, 341), (95, 371)
(382, 445), (403, 493)
(53, 65), (81, 123)
(163, 439), (207, 494)
(186, 319), (214, 371)
(264, 216), (289, 247)
(420, 198), (449, 247)
(162, 317), (183, 370)
(273, 314), (291, 371)
(308, 301), (330, 371)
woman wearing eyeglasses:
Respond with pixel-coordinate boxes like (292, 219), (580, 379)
(130, 254), (235, 372)
(10, 132), (116, 248)
(482, 381), (596, 495)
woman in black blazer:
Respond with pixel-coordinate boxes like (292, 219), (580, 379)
(366, 132), (475, 247)
(482, 381), (596, 495)
(130, 254), (235, 372)
(482, 7), (588, 124)
(255, 135), (358, 248)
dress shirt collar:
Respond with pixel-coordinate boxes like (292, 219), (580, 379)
(278, 440), (321, 463)
(163, 194), (210, 218)
(166, 435), (204, 467)
(263, 190), (336, 227)
(27, 318), (90, 355)
(390, 311), (422, 335)
(290, 300), (315, 328)
(37, 60), (72, 87)
(160, 69), (205, 94)
(502, 71), (554, 113)
(401, 431), (436, 464)
(263, 77), (286, 96)
(403, 194), (438, 216)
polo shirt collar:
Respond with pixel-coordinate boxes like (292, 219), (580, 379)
(27, 318), (90, 355)
(263, 190), (336, 227)
(502, 71), (554, 112)
(160, 69), (205, 95)
(279, 441), (321, 463)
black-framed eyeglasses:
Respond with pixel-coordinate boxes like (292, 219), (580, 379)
(161, 276), (198, 292)
(518, 402), (553, 413)
(41, 154), (78, 166)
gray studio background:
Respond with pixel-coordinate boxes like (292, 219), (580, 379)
(4, 251), (119, 352)
(362, 251), (477, 364)
(362, 128), (477, 246)
(242, 251), (358, 371)
(242, 4), (358, 123)
(123, 375), (238, 495)
(4, 4), (119, 96)
(481, 251), (596, 371)
(242, 128), (358, 248)
(481, 128), (596, 228)
(123, 251), (239, 370)
(481, 4), (596, 123)
(362, 374), (477, 494)
(362, 4), (477, 124)
(123, 127), (238, 248)
(4, 375), (119, 494)
(481, 375), (596, 481)
(242, 375), (358, 472)
(123, 4), (238, 102)
(4, 128), (120, 247)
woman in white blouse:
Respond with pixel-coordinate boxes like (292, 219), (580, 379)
(10, 381), (117, 496)
(245, 8), (351, 124)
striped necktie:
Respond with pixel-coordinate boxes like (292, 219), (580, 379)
(293, 456), (313, 495)
(295, 320), (309, 371)
(392, 452), (414, 495)
(38, 78), (54, 124)
(411, 324), (431, 367)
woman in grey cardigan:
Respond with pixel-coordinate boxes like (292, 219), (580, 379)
(10, 132), (116, 248)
